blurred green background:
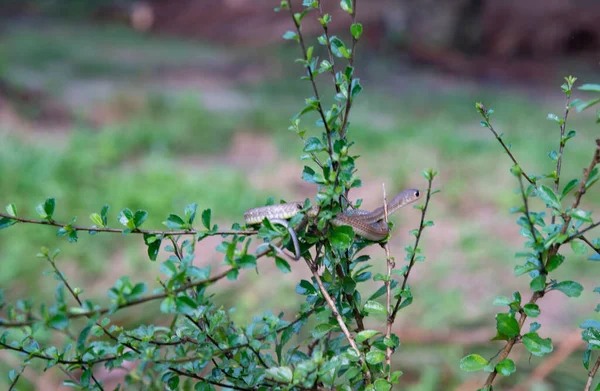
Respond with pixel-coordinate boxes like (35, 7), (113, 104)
(1, 1), (599, 390)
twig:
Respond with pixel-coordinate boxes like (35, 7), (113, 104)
(0, 268), (232, 327)
(287, 0), (334, 161)
(0, 213), (257, 236)
(304, 258), (371, 384)
(339, 0), (358, 139)
(478, 105), (535, 185)
(551, 89), (572, 224)
(390, 177), (434, 321)
(316, 0), (340, 95)
(381, 183), (394, 379)
(585, 356), (600, 391)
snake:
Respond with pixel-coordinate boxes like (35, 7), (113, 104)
(244, 188), (421, 259)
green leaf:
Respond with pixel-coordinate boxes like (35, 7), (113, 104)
(330, 225), (354, 251)
(275, 257), (291, 274)
(571, 240), (588, 254)
(296, 279), (317, 295)
(364, 300), (387, 316)
(201, 209), (211, 230)
(303, 136), (325, 152)
(560, 179), (579, 200)
(522, 332), (553, 356)
(493, 296), (512, 306)
(164, 214), (186, 230)
(133, 210), (148, 228)
(537, 185), (561, 210)
(523, 303), (540, 317)
(5, 204), (17, 217)
(579, 84), (600, 92)
(373, 379), (391, 391)
(547, 113), (561, 123)
(312, 323), (335, 338)
(495, 358), (516, 376)
(350, 23), (363, 40)
(282, 30), (298, 41)
(459, 354), (489, 372)
(90, 213), (104, 227)
(185, 203), (198, 224)
(552, 281), (583, 297)
(340, 0), (352, 13)
(143, 233), (161, 261)
(356, 330), (381, 343)
(530, 275), (546, 292)
(176, 296), (198, 315)
(47, 313), (69, 329)
(266, 366), (293, 383)
(496, 313), (520, 338)
(571, 209), (593, 223)
(589, 254), (600, 262)
(366, 350), (385, 365)
(342, 276), (356, 294)
(37, 198), (56, 220)
(0, 217), (17, 230)
(238, 254), (256, 269)
(546, 254), (565, 272)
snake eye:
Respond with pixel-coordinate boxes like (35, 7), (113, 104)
(414, 190), (420, 197)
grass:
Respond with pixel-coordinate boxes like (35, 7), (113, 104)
(1, 21), (599, 390)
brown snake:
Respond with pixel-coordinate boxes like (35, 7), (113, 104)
(244, 189), (421, 260)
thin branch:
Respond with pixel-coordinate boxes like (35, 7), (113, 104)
(339, 0), (358, 139)
(381, 183), (394, 379)
(551, 90), (572, 224)
(0, 213), (257, 237)
(581, 235), (600, 255)
(305, 258), (371, 384)
(0, 268), (232, 327)
(316, 0), (340, 95)
(390, 177), (434, 320)
(585, 356), (600, 391)
(7, 365), (25, 391)
(478, 105), (535, 185)
(287, 0), (334, 161)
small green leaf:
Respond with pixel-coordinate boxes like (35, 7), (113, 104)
(340, 0), (352, 13)
(579, 84), (600, 92)
(373, 379), (391, 391)
(522, 332), (553, 356)
(90, 213), (104, 227)
(496, 313), (520, 338)
(133, 210), (148, 228)
(266, 366), (293, 383)
(275, 257), (291, 274)
(364, 300), (387, 316)
(164, 214), (186, 230)
(238, 254), (256, 269)
(560, 179), (579, 200)
(296, 280), (317, 295)
(495, 358), (516, 376)
(552, 281), (583, 297)
(342, 276), (356, 294)
(282, 31), (298, 41)
(5, 204), (17, 217)
(460, 354), (489, 372)
(175, 296), (198, 315)
(330, 225), (354, 251)
(366, 350), (385, 365)
(185, 203), (198, 224)
(571, 209), (593, 223)
(537, 185), (561, 210)
(37, 198), (56, 220)
(547, 113), (561, 123)
(312, 323), (335, 338)
(523, 303), (540, 317)
(571, 240), (588, 254)
(530, 275), (546, 292)
(356, 330), (381, 343)
(201, 209), (211, 230)
(546, 254), (565, 272)
(0, 217), (17, 230)
(47, 313), (69, 329)
(350, 23), (363, 40)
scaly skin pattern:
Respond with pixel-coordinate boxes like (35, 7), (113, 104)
(244, 189), (421, 241)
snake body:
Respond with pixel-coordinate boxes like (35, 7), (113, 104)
(244, 188), (421, 241)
